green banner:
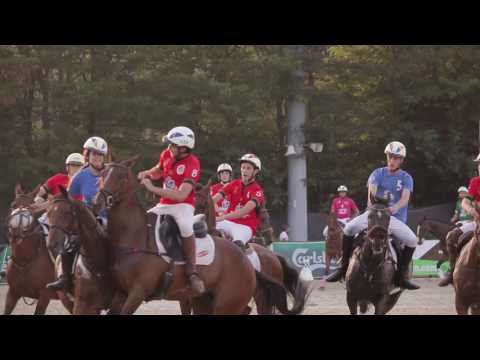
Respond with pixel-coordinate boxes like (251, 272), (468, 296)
(271, 241), (446, 279)
(0, 246), (11, 276)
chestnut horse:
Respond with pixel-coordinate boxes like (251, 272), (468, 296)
(3, 183), (73, 315)
(453, 205), (480, 315)
(325, 213), (343, 277)
(46, 187), (113, 314)
(194, 182), (308, 315)
(93, 158), (304, 315)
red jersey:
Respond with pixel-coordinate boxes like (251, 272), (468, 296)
(44, 173), (70, 196)
(149, 149), (175, 181)
(160, 154), (200, 206)
(220, 179), (265, 235)
(331, 196), (358, 219)
(468, 177), (480, 202)
(210, 182), (232, 215)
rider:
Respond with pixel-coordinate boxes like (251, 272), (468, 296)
(210, 163), (233, 216)
(212, 154), (265, 251)
(323, 185), (360, 239)
(46, 136), (108, 291)
(439, 156), (480, 287)
(326, 141), (420, 290)
(33, 153), (85, 213)
(450, 186), (473, 226)
(138, 126), (205, 297)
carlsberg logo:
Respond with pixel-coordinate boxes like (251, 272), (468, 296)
(292, 248), (324, 272)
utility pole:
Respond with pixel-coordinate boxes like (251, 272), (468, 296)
(286, 45), (308, 242)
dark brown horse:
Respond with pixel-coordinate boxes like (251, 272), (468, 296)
(345, 195), (403, 315)
(3, 183), (73, 315)
(325, 213), (343, 277)
(93, 158), (303, 315)
(194, 182), (308, 315)
(453, 206), (480, 315)
(416, 217), (455, 269)
(46, 187), (113, 315)
(252, 203), (275, 247)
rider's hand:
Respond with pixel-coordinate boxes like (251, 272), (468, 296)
(138, 171), (150, 181)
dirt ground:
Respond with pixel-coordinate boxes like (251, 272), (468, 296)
(0, 278), (458, 315)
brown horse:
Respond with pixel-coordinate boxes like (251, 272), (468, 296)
(345, 195), (403, 315)
(46, 187), (113, 315)
(416, 217), (455, 270)
(93, 158), (303, 315)
(453, 207), (480, 315)
(325, 213), (343, 277)
(194, 182), (308, 315)
(3, 183), (73, 315)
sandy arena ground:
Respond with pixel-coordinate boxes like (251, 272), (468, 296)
(0, 278), (458, 315)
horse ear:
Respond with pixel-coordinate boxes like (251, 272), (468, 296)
(122, 155), (140, 168)
(28, 184), (42, 198)
(14, 182), (24, 196)
(110, 150), (117, 163)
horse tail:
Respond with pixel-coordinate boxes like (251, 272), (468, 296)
(276, 255), (299, 298)
(254, 270), (309, 315)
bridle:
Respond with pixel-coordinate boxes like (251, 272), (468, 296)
(97, 164), (141, 210)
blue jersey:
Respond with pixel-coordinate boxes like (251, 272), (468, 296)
(367, 167), (414, 223)
(69, 166), (107, 219)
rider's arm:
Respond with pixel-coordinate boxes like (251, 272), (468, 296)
(390, 189), (411, 215)
(462, 197), (479, 219)
(221, 200), (257, 221)
(148, 182), (194, 202)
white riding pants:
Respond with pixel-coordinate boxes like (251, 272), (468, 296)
(216, 220), (253, 245)
(148, 203), (195, 238)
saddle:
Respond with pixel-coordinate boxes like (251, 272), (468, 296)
(147, 213), (210, 263)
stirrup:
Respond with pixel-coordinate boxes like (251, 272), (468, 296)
(325, 269), (344, 283)
(46, 276), (67, 290)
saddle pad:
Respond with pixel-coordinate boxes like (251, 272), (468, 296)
(246, 249), (261, 272)
(155, 234), (215, 266)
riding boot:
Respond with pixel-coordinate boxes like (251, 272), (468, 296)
(397, 246), (420, 290)
(182, 235), (205, 297)
(326, 235), (355, 282)
(46, 248), (75, 291)
(438, 228), (462, 287)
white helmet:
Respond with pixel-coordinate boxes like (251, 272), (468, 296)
(384, 141), (407, 158)
(83, 136), (108, 155)
(65, 153), (85, 166)
(217, 163), (233, 174)
(164, 126), (195, 149)
(240, 154), (261, 171)
(337, 185), (348, 192)
(458, 186), (468, 193)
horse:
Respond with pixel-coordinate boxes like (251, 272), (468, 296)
(325, 213), (343, 277)
(452, 205), (480, 315)
(194, 181), (308, 315)
(416, 217), (456, 269)
(3, 183), (73, 315)
(345, 194), (403, 315)
(46, 187), (113, 315)
(251, 203), (275, 247)
(93, 157), (304, 315)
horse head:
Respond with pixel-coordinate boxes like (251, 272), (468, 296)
(365, 193), (391, 257)
(7, 183), (41, 243)
(94, 156), (138, 213)
(257, 201), (274, 246)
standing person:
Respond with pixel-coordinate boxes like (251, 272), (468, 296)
(279, 225), (289, 242)
(322, 185), (360, 239)
(210, 163), (233, 216)
(326, 142), (420, 290)
(138, 126), (205, 296)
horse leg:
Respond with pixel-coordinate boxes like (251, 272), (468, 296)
(191, 296), (214, 315)
(325, 253), (331, 277)
(346, 292), (358, 315)
(255, 291), (273, 315)
(179, 298), (192, 315)
(455, 295), (469, 315)
(33, 291), (51, 315)
(374, 296), (390, 316)
(3, 289), (20, 315)
(119, 287), (148, 315)
(108, 291), (127, 315)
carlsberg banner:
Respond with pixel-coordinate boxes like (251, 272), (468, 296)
(271, 240), (445, 279)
